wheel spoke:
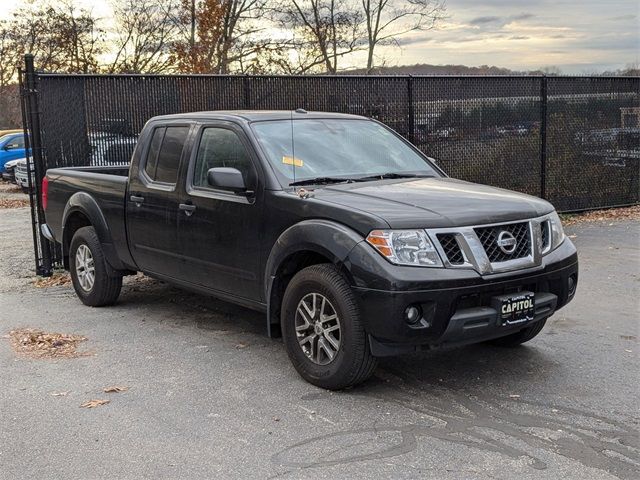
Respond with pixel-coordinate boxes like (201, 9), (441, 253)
(298, 333), (315, 347)
(296, 307), (313, 330)
(318, 337), (335, 362)
(324, 330), (340, 350)
(302, 297), (315, 319)
(321, 313), (337, 323)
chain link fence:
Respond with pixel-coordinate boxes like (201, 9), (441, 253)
(20, 60), (640, 274)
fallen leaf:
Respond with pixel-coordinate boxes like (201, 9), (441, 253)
(235, 343), (248, 349)
(103, 385), (128, 393)
(80, 399), (110, 408)
(51, 391), (70, 396)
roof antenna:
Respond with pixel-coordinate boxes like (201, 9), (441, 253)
(290, 108), (296, 187)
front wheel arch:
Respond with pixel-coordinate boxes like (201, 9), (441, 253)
(264, 220), (365, 337)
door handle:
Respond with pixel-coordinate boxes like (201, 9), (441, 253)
(130, 195), (144, 206)
(179, 203), (196, 216)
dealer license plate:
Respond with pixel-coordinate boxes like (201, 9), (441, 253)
(492, 292), (535, 325)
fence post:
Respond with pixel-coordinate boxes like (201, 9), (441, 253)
(407, 75), (415, 143)
(243, 75), (251, 109)
(23, 54), (52, 276)
(539, 75), (548, 200)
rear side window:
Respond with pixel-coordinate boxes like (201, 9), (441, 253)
(144, 126), (189, 184)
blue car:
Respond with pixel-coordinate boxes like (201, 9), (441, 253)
(0, 133), (29, 173)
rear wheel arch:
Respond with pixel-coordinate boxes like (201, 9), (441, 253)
(62, 193), (124, 271)
(62, 210), (92, 269)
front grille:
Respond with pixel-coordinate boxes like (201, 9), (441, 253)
(437, 233), (465, 265)
(540, 221), (550, 250)
(474, 222), (531, 263)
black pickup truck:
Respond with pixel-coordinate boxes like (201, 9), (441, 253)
(42, 111), (578, 389)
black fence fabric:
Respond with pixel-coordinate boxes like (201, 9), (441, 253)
(24, 71), (640, 274)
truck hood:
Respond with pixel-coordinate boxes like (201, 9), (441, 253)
(313, 177), (554, 228)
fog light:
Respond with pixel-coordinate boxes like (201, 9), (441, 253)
(568, 274), (577, 297)
(404, 305), (422, 325)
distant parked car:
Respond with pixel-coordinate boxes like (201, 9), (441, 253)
(14, 158), (35, 192)
(2, 158), (24, 183)
(0, 132), (29, 173)
(89, 134), (137, 166)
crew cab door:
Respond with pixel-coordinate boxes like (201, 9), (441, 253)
(126, 123), (192, 276)
(176, 122), (264, 302)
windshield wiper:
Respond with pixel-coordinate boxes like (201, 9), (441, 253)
(289, 177), (360, 186)
(357, 172), (434, 181)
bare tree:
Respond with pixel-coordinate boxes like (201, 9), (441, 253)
(52, 1), (104, 73)
(172, 0), (271, 74)
(109, 0), (180, 73)
(2, 1), (104, 74)
(360, 0), (446, 73)
(274, 0), (364, 74)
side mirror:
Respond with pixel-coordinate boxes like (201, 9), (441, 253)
(4, 143), (19, 151)
(207, 167), (249, 194)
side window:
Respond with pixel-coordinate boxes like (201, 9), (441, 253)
(193, 128), (254, 189)
(144, 126), (189, 184)
(13, 135), (25, 149)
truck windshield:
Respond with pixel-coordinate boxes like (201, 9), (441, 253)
(251, 119), (439, 186)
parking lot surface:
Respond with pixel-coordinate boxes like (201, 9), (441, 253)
(1, 204), (638, 479)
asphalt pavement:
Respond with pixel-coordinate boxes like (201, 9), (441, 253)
(0, 204), (638, 479)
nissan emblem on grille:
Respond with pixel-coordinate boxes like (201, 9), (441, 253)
(496, 231), (517, 254)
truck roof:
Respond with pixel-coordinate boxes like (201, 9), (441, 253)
(149, 110), (366, 123)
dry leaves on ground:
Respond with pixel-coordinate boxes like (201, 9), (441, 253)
(0, 183), (22, 193)
(103, 386), (129, 393)
(80, 399), (110, 408)
(33, 273), (72, 288)
(0, 198), (30, 209)
(7, 328), (89, 359)
(561, 205), (640, 226)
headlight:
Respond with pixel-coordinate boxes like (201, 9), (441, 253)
(548, 211), (565, 252)
(366, 229), (443, 267)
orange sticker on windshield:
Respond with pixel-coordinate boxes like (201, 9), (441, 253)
(282, 156), (304, 167)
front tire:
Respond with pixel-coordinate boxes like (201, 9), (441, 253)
(69, 226), (122, 307)
(488, 318), (547, 347)
(281, 264), (377, 390)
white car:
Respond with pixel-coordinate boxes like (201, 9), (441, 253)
(2, 158), (25, 183)
(14, 158), (35, 192)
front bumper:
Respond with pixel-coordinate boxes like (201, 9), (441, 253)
(346, 238), (578, 356)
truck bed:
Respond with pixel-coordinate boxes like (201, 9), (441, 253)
(45, 166), (130, 267)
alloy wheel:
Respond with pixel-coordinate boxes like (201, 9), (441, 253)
(75, 244), (95, 292)
(295, 292), (341, 365)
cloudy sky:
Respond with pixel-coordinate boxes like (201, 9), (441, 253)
(2, 0), (638, 73)
(387, 0), (639, 73)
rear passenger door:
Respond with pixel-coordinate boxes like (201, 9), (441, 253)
(127, 123), (192, 277)
(176, 122), (265, 302)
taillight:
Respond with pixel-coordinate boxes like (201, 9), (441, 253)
(41, 177), (49, 211)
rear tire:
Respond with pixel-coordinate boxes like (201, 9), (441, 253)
(281, 264), (377, 390)
(69, 226), (122, 307)
(488, 318), (547, 347)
